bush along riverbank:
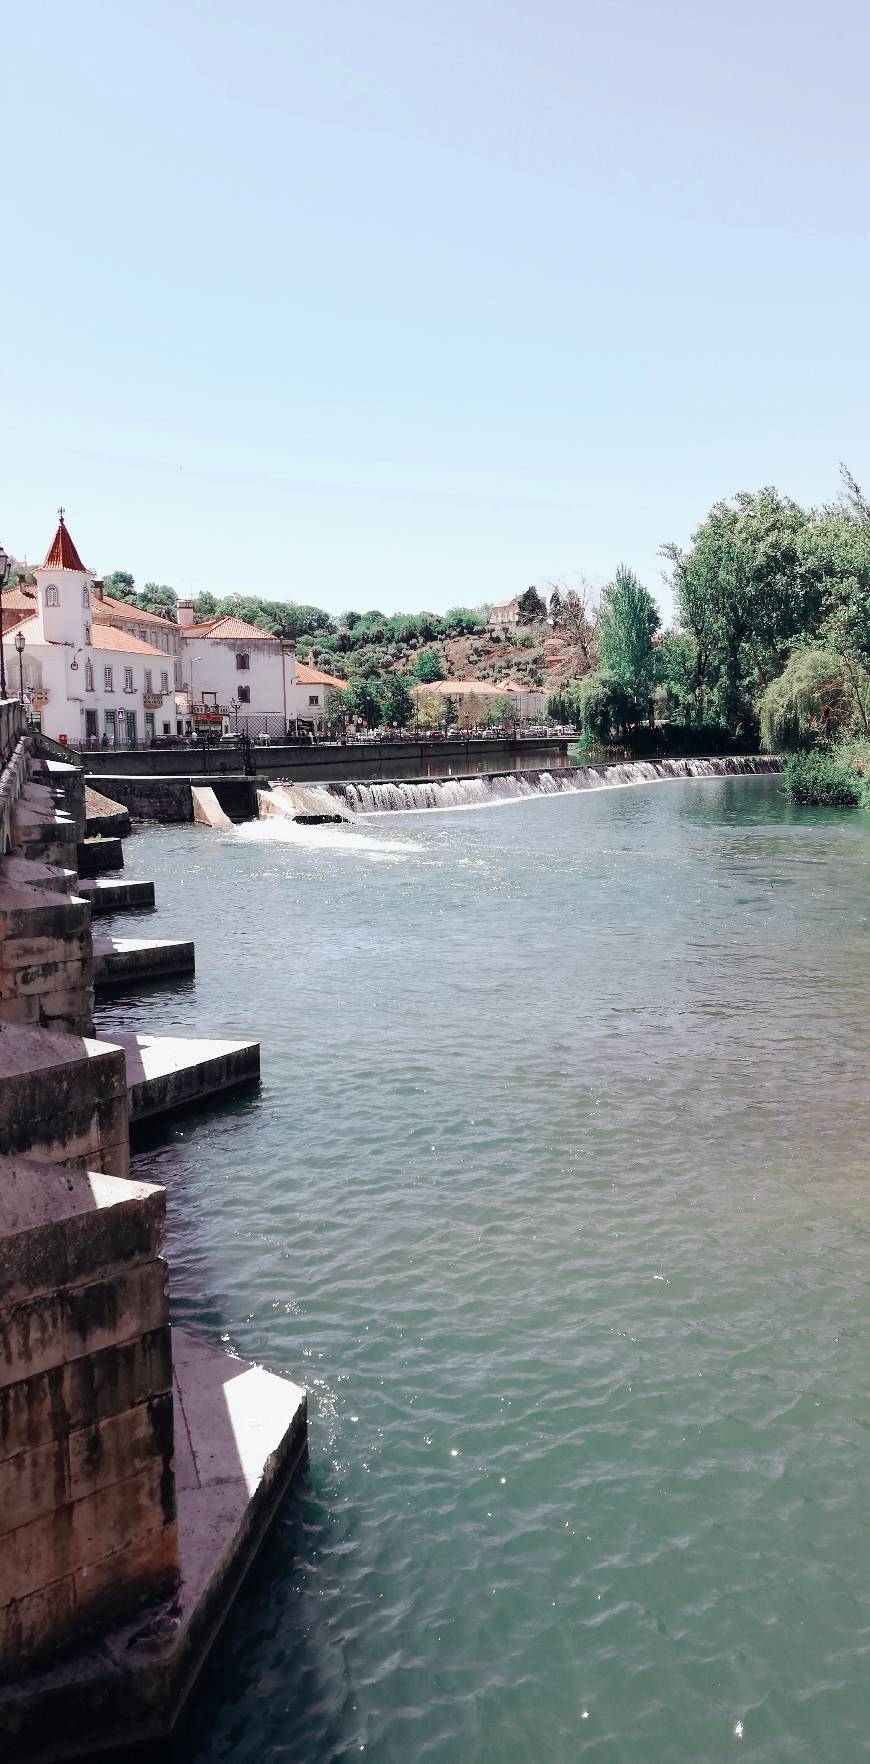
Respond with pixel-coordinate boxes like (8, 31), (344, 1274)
(782, 743), (870, 807)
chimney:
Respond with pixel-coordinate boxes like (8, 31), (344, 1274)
(177, 600), (195, 627)
(91, 578), (105, 602)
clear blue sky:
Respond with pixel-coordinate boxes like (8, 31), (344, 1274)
(4, 0), (868, 621)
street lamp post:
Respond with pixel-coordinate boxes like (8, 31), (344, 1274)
(14, 629), (25, 704)
(0, 545), (11, 700)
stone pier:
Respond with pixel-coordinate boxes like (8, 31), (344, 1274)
(0, 711), (306, 1759)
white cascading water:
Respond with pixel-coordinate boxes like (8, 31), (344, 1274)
(322, 756), (783, 815)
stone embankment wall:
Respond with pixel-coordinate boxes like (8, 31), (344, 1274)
(0, 1158), (176, 1669)
(82, 734), (569, 783)
(0, 712), (179, 1674)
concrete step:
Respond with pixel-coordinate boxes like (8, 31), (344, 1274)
(0, 1328), (306, 1761)
(78, 877), (156, 913)
(0, 854), (76, 895)
(84, 786), (133, 840)
(98, 1030), (260, 1122)
(92, 937), (195, 989)
(77, 836), (125, 876)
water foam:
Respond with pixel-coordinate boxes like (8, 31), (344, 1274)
(320, 756), (782, 815)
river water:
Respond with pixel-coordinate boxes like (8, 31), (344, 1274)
(96, 775), (870, 1764)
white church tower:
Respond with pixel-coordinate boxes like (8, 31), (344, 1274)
(35, 509), (93, 652)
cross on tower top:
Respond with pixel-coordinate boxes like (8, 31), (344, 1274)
(58, 506), (65, 524)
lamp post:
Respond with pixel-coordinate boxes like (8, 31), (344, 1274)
(0, 545), (10, 700)
(231, 695), (239, 733)
(14, 629), (25, 704)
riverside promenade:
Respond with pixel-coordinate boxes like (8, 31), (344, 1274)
(0, 705), (307, 1761)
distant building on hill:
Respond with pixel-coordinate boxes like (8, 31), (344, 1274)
(487, 597), (521, 629)
(411, 677), (545, 722)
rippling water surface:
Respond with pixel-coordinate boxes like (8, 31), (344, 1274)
(96, 777), (870, 1764)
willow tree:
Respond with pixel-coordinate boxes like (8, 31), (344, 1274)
(759, 650), (853, 751)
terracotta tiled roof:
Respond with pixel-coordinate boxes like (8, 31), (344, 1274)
(97, 595), (177, 629)
(2, 615), (167, 659)
(182, 616), (278, 641)
(42, 515), (88, 573)
(295, 662), (347, 688)
(2, 586), (37, 613)
(91, 625), (168, 657)
(411, 677), (524, 697)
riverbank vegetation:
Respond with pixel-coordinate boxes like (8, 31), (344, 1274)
(556, 471), (870, 806)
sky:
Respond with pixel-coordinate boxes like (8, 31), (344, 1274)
(3, 0), (869, 622)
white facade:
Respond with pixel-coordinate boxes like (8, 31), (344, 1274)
(176, 616), (349, 734)
(287, 660), (347, 728)
(2, 516), (175, 748)
(487, 598), (521, 629)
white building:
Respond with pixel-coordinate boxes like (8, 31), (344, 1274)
(1, 514), (177, 748)
(487, 598), (521, 630)
(291, 659), (348, 729)
(175, 607), (348, 735)
(176, 604), (297, 738)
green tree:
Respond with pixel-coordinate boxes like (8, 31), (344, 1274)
(662, 487), (822, 732)
(759, 649), (854, 751)
(596, 566), (660, 717)
(381, 674), (414, 726)
(190, 590), (217, 622)
(140, 582), (177, 620)
(517, 586), (547, 624)
(412, 648), (445, 683)
(344, 675), (383, 725)
(655, 631), (698, 722)
(105, 570), (136, 602)
(577, 671), (635, 742)
(548, 589), (563, 626)
(483, 692), (516, 726)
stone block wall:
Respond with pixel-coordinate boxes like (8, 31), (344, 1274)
(0, 883), (94, 1037)
(0, 1158), (178, 1673)
(0, 1025), (130, 1178)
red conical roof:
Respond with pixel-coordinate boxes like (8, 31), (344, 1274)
(42, 509), (87, 572)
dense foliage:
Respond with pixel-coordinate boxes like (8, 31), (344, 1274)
(782, 747), (867, 807)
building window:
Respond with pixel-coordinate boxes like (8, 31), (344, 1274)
(235, 653), (250, 671)
(237, 685), (251, 704)
(160, 670), (169, 692)
(124, 667), (134, 692)
(138, 627), (147, 643)
(144, 669), (152, 693)
(45, 585), (59, 606)
(84, 622), (91, 644)
(85, 660), (94, 692)
(162, 722), (171, 735)
(82, 586), (90, 608)
(104, 666), (113, 691)
(309, 695), (319, 706)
